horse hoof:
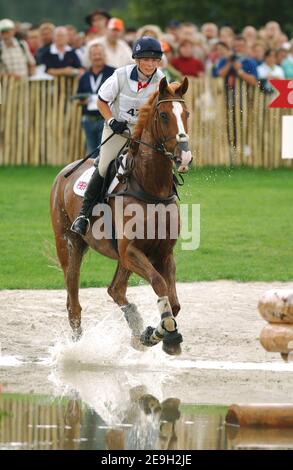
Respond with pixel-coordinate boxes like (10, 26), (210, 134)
(72, 327), (83, 342)
(131, 335), (146, 352)
(140, 326), (158, 347)
(281, 352), (289, 362)
(162, 330), (183, 356)
(162, 342), (182, 356)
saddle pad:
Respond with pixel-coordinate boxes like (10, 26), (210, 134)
(73, 166), (95, 196)
(73, 155), (127, 197)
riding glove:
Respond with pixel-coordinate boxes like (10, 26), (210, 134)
(108, 118), (128, 134)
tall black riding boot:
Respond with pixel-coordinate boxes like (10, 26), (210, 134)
(71, 167), (104, 236)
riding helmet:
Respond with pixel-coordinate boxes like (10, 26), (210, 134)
(132, 36), (163, 59)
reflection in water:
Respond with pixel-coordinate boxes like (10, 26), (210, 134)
(2, 392), (293, 450)
(1, 368), (293, 450)
(0, 391), (227, 450)
(226, 425), (293, 450)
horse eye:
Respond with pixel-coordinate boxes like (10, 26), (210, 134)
(160, 112), (168, 121)
(186, 111), (190, 118)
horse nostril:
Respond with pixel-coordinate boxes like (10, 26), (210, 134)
(176, 133), (189, 143)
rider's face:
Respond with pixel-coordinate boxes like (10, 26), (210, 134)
(136, 58), (160, 77)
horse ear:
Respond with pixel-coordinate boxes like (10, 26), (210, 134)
(159, 76), (168, 96)
(177, 77), (189, 96)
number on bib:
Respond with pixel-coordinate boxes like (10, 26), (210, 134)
(127, 108), (136, 116)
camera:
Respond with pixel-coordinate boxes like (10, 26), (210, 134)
(230, 53), (239, 62)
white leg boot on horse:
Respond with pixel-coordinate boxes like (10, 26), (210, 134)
(140, 296), (183, 356)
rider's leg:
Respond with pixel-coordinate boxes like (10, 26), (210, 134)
(71, 124), (130, 236)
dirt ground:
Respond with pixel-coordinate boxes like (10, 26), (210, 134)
(1, 281), (293, 405)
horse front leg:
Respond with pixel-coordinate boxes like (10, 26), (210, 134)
(120, 242), (183, 355)
(155, 253), (181, 317)
(108, 262), (144, 350)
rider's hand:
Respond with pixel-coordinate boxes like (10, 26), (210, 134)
(108, 118), (128, 134)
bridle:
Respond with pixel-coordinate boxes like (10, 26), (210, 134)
(122, 97), (189, 162)
(154, 97), (188, 161)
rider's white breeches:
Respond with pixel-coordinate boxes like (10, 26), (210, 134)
(97, 123), (134, 177)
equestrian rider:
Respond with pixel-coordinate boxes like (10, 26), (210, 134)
(71, 36), (164, 236)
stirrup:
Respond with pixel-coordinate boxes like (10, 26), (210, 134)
(70, 215), (90, 235)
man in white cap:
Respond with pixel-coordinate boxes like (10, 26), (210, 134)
(0, 18), (35, 78)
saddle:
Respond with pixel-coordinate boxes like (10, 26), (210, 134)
(73, 151), (129, 200)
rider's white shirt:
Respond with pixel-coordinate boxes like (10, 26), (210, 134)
(98, 64), (165, 125)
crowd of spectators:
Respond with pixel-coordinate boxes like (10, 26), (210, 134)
(1, 12), (293, 88)
(1, 11), (293, 150)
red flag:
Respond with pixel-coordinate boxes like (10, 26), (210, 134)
(268, 80), (293, 108)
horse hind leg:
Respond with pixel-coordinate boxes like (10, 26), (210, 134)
(108, 263), (145, 350)
(52, 206), (88, 340)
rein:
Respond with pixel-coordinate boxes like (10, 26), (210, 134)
(106, 97), (187, 205)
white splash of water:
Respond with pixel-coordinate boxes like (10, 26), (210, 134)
(47, 309), (180, 426)
(49, 310), (176, 371)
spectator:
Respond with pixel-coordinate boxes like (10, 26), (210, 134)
(94, 18), (133, 68)
(219, 26), (235, 48)
(215, 36), (257, 87)
(171, 38), (204, 77)
(201, 23), (218, 44)
(242, 26), (258, 50)
(262, 21), (282, 46)
(272, 33), (289, 50)
(77, 42), (115, 153)
(257, 49), (285, 92)
(165, 20), (181, 44)
(27, 27), (42, 58)
(159, 41), (182, 82)
(41, 26), (82, 77)
(124, 27), (137, 49)
(0, 18), (36, 78)
(281, 42), (293, 78)
(36, 22), (55, 64)
(251, 41), (266, 65)
(136, 24), (162, 40)
(66, 25), (78, 48)
(275, 47), (288, 66)
(179, 22), (198, 42)
(84, 10), (111, 37)
(212, 41), (231, 76)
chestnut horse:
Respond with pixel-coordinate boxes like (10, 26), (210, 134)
(50, 77), (192, 355)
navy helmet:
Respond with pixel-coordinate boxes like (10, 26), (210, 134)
(132, 36), (163, 59)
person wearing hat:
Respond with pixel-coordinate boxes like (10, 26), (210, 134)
(71, 36), (165, 236)
(0, 18), (35, 78)
(85, 10), (111, 37)
(92, 18), (133, 69)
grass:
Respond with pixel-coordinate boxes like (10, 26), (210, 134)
(0, 165), (293, 289)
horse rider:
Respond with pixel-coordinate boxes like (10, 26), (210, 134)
(71, 36), (164, 236)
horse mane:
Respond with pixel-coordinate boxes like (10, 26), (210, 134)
(132, 81), (182, 141)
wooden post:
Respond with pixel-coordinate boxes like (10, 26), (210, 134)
(226, 404), (293, 427)
(260, 323), (293, 353)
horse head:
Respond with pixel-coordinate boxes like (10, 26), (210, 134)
(154, 76), (193, 173)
